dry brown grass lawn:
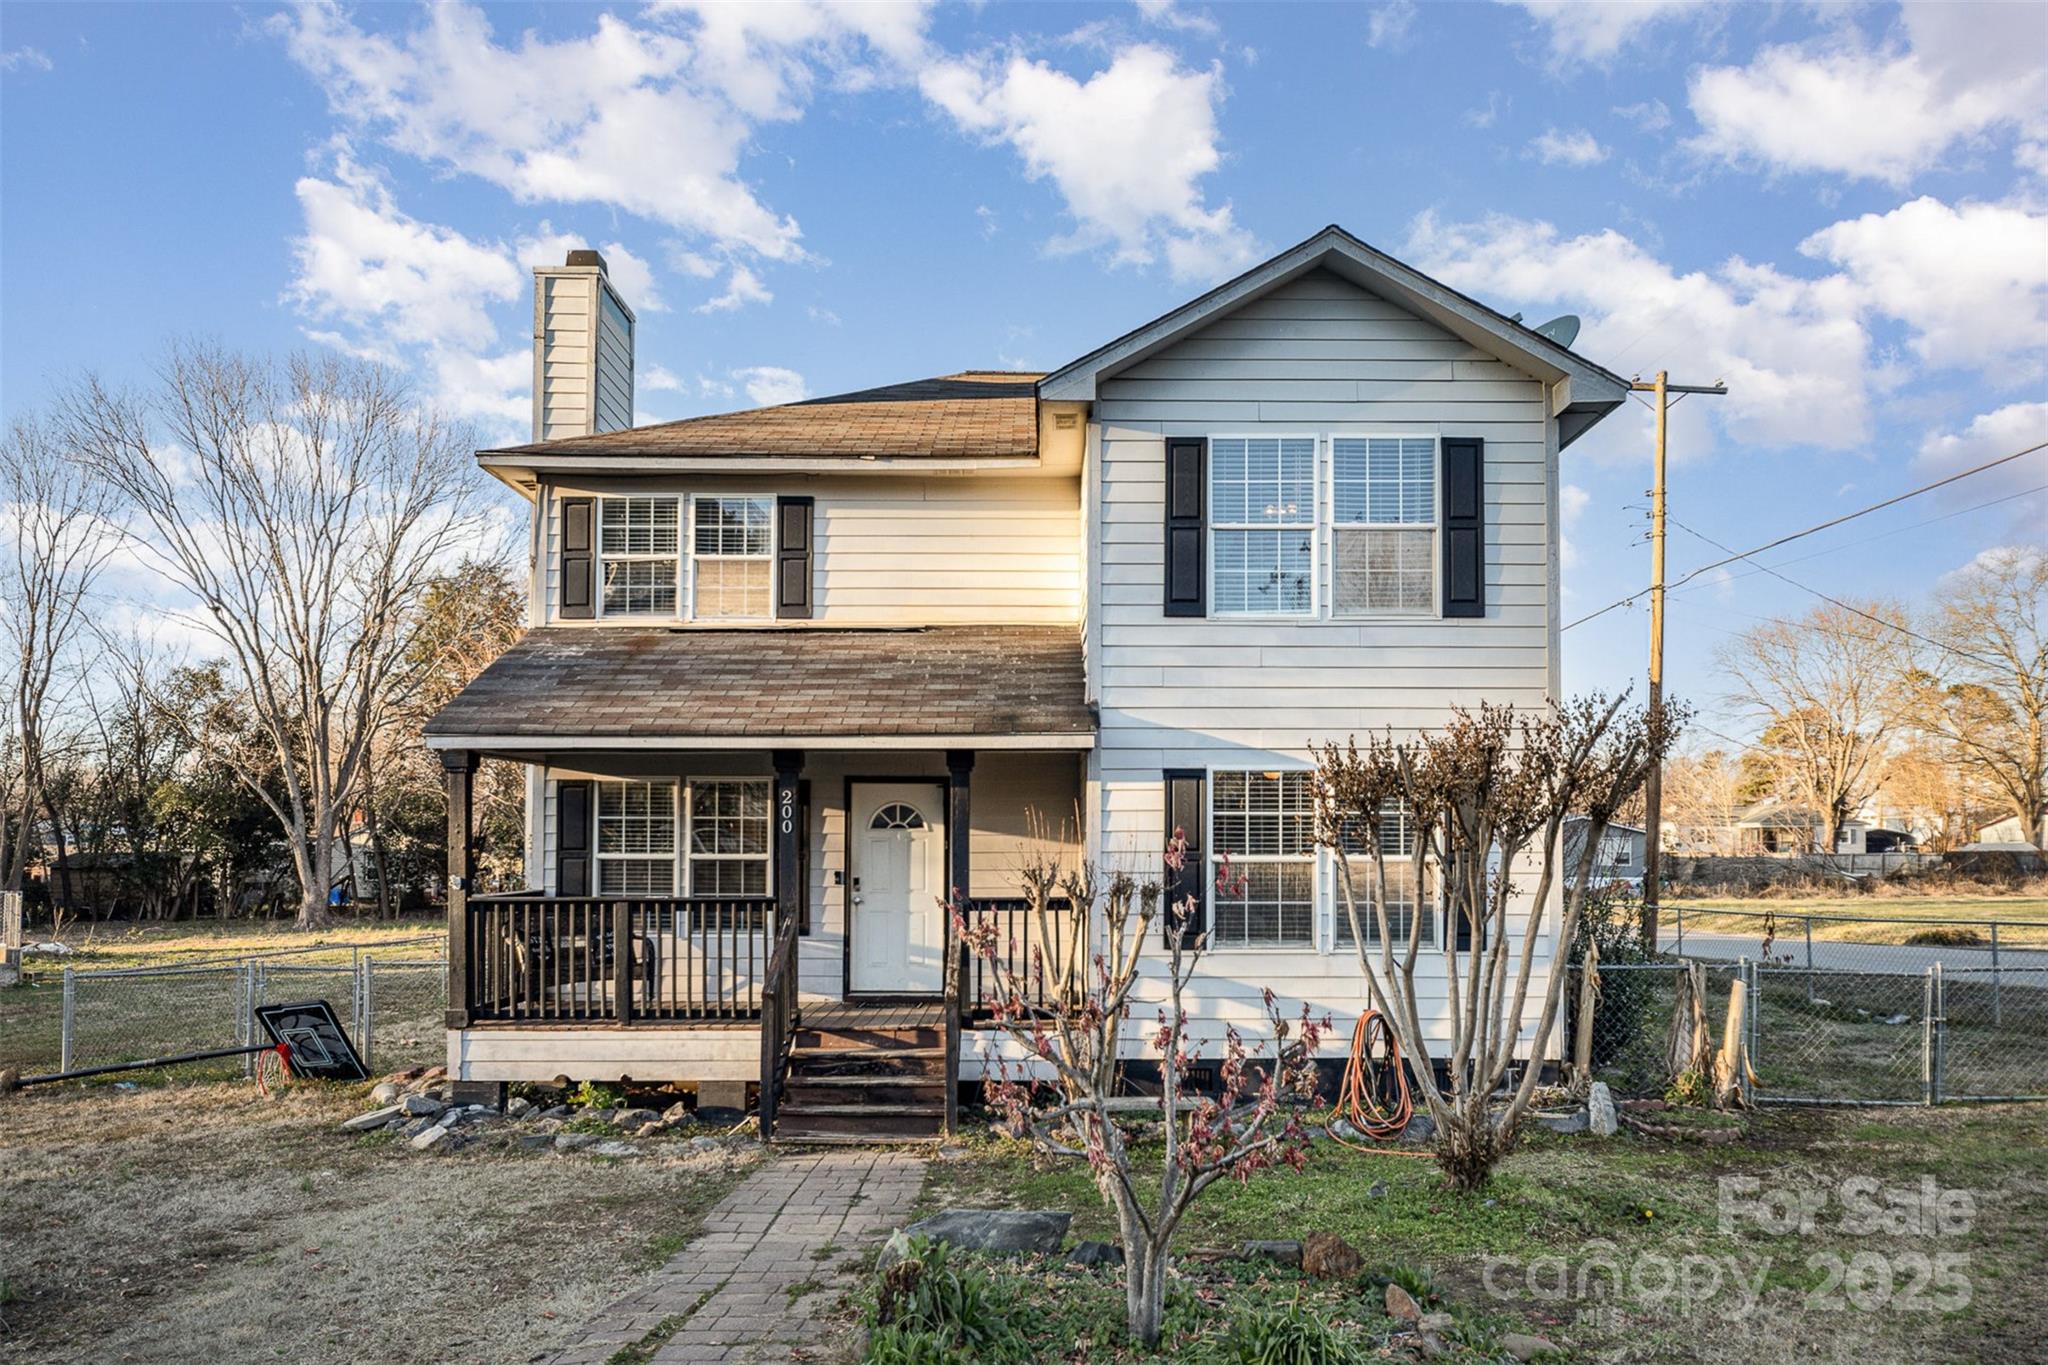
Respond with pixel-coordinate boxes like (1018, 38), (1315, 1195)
(0, 1080), (756, 1364)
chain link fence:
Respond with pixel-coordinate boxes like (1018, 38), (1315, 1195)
(2, 938), (446, 1083)
(1571, 906), (2048, 1105)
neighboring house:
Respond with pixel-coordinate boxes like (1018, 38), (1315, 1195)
(1726, 799), (1868, 856)
(1563, 817), (1645, 889)
(1975, 810), (2046, 848)
(424, 229), (1631, 1140)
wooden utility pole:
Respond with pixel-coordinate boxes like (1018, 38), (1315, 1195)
(1634, 370), (1726, 951)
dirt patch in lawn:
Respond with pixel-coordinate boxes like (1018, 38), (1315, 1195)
(0, 1081), (755, 1364)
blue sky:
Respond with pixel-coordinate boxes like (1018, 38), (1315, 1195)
(3, 0), (2044, 739)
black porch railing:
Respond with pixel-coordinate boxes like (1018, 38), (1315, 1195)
(463, 895), (779, 1023)
(959, 897), (1083, 1020)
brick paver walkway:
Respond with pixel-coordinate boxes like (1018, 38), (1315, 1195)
(547, 1150), (928, 1365)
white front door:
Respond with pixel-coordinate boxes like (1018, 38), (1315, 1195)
(850, 782), (946, 995)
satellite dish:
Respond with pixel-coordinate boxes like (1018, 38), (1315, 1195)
(1534, 314), (1581, 348)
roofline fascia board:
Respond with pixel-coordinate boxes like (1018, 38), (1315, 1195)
(1039, 225), (1630, 407)
(477, 455), (1044, 476)
(422, 732), (1096, 752)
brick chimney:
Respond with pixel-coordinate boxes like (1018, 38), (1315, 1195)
(532, 249), (635, 442)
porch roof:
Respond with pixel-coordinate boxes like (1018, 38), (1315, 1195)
(422, 625), (1093, 751)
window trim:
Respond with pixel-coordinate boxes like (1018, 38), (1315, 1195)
(683, 776), (774, 899)
(593, 495), (683, 621)
(591, 778), (681, 896)
(688, 493), (777, 623)
(1204, 763), (1319, 951)
(1327, 431), (1444, 622)
(1205, 432), (1320, 620)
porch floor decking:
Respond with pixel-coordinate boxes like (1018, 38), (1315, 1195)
(801, 1000), (944, 1033)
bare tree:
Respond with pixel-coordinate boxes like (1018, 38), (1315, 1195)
(1661, 748), (1744, 854)
(1917, 547), (2048, 847)
(1314, 697), (1681, 1191)
(0, 416), (118, 895)
(961, 835), (1324, 1347)
(1719, 601), (1916, 853)
(64, 346), (484, 928)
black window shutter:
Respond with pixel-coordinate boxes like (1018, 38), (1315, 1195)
(557, 780), (592, 896)
(1441, 437), (1485, 618)
(1162, 770), (1207, 945)
(560, 496), (596, 620)
(775, 495), (813, 619)
(1163, 438), (1206, 617)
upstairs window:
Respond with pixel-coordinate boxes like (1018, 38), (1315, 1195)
(692, 496), (774, 619)
(687, 779), (771, 896)
(1210, 770), (1316, 947)
(595, 780), (677, 895)
(1210, 437), (1316, 616)
(1332, 437), (1437, 615)
(599, 497), (681, 616)
(1332, 800), (1433, 948)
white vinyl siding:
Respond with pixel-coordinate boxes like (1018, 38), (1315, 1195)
(599, 497), (680, 616)
(1210, 436), (1316, 616)
(1332, 436), (1437, 616)
(596, 780), (678, 895)
(545, 476), (1080, 626)
(691, 496), (774, 620)
(1209, 770), (1316, 947)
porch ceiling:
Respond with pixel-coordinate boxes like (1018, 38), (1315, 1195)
(423, 625), (1093, 753)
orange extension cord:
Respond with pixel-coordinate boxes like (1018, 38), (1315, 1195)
(1324, 1011), (1432, 1155)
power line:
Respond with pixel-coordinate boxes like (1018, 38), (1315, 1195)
(1564, 440), (2048, 632)
(1665, 516), (2001, 667)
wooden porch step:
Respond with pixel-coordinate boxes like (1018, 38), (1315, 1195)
(784, 1076), (948, 1107)
(789, 1047), (948, 1079)
(793, 1025), (943, 1050)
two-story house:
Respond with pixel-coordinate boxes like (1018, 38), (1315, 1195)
(425, 228), (1629, 1141)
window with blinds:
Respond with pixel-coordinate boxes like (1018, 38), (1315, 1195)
(598, 497), (681, 616)
(1209, 770), (1316, 947)
(691, 496), (774, 619)
(1332, 437), (1437, 616)
(1209, 436), (1317, 616)
(687, 779), (770, 896)
(595, 780), (678, 894)
(1331, 799), (1433, 948)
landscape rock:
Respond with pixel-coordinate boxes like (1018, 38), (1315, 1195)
(1401, 1112), (1436, 1145)
(517, 1134), (554, 1152)
(589, 1141), (642, 1159)
(661, 1102), (694, 1126)
(1587, 1082), (1618, 1138)
(695, 1106), (745, 1128)
(1385, 1282), (1424, 1324)
(613, 1108), (661, 1130)
(369, 1082), (402, 1105)
(633, 1122), (667, 1139)
(554, 1132), (601, 1153)
(1501, 1332), (1560, 1361)
(1419, 1312), (1454, 1333)
(411, 1125), (458, 1152)
(401, 1095), (445, 1118)
(538, 1105), (571, 1121)
(1066, 1240), (1123, 1268)
(1368, 1181), (1388, 1198)
(505, 1096), (535, 1119)
(1241, 1239), (1304, 1268)
(399, 1116), (439, 1138)
(438, 1109), (465, 1129)
(1534, 1109), (1588, 1135)
(341, 1105), (406, 1133)
(1301, 1231), (1363, 1281)
(689, 1135), (725, 1153)
(900, 1209), (1073, 1257)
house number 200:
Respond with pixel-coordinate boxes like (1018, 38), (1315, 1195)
(779, 785), (796, 835)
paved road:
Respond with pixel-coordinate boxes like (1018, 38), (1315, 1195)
(1675, 930), (2048, 975)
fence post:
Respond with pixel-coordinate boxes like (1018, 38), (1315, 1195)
(1920, 967), (1936, 1106)
(1742, 958), (1758, 1106)
(1675, 901), (1685, 955)
(359, 957), (375, 1075)
(1990, 922), (2002, 1028)
(1931, 963), (1946, 1107)
(240, 961), (255, 1079)
(1804, 916), (1815, 1003)
(60, 966), (75, 1072)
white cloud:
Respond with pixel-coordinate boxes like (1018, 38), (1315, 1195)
(1, 46), (53, 72)
(1800, 197), (2048, 378)
(514, 226), (666, 311)
(1529, 128), (1608, 167)
(1463, 91), (1506, 129)
(1134, 0), (1220, 38)
(731, 366), (809, 406)
(643, 364), (686, 393)
(1687, 4), (2048, 185)
(429, 348), (531, 429)
(1917, 403), (2048, 527)
(920, 44), (1258, 282)
(1495, 0), (1710, 66)
(1404, 210), (1875, 456)
(1613, 99), (1671, 134)
(695, 263), (774, 314)
(288, 149), (522, 353)
(1366, 1), (1417, 51)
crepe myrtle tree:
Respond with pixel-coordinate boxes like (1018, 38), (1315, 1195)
(955, 835), (1325, 1347)
(1313, 695), (1683, 1191)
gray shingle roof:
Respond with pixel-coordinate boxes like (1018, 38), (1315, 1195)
(423, 626), (1091, 742)
(480, 372), (1042, 463)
